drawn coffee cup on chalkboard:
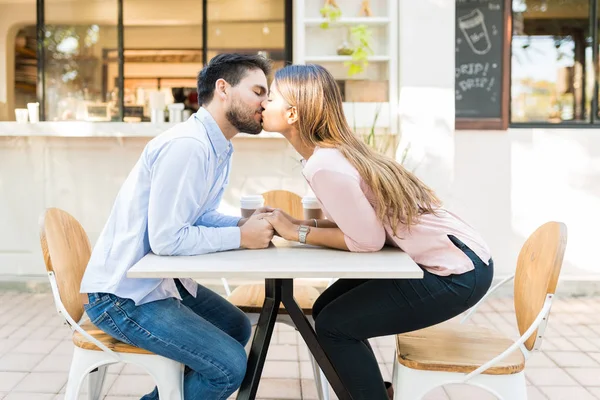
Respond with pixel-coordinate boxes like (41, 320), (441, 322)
(458, 9), (491, 55)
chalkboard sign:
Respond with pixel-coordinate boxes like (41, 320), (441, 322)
(455, 0), (504, 119)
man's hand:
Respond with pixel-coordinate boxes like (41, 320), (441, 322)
(240, 213), (275, 249)
(238, 207), (276, 226)
(264, 210), (299, 242)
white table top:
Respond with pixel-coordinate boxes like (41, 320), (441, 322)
(127, 238), (423, 280)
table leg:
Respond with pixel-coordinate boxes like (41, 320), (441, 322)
(237, 279), (281, 400)
(280, 279), (353, 400)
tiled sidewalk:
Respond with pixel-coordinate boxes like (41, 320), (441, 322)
(0, 292), (599, 400)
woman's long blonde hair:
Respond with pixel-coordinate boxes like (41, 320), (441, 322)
(274, 64), (441, 233)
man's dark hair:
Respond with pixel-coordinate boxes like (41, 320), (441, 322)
(196, 53), (272, 106)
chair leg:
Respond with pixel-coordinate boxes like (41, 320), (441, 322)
(471, 371), (528, 400)
(309, 352), (330, 400)
(88, 365), (108, 400)
(65, 347), (114, 400)
(137, 353), (185, 400)
(393, 362), (446, 400)
(245, 324), (257, 357)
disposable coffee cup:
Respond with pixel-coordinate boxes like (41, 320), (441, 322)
(302, 195), (323, 220)
(27, 102), (40, 123)
(14, 108), (29, 123)
(240, 195), (265, 218)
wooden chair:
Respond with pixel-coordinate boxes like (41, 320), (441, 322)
(39, 208), (184, 400)
(391, 221), (568, 400)
(226, 190), (330, 400)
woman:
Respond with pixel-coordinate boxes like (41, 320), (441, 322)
(261, 64), (493, 400)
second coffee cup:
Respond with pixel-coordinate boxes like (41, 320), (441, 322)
(240, 195), (265, 218)
(302, 195), (323, 220)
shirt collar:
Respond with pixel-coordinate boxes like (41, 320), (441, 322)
(195, 107), (231, 158)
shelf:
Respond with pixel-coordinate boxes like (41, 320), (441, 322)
(15, 46), (37, 58)
(304, 55), (390, 62)
(304, 17), (390, 26)
(15, 82), (37, 93)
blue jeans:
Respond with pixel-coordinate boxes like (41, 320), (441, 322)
(84, 280), (251, 400)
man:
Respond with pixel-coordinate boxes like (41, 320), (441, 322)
(80, 53), (274, 400)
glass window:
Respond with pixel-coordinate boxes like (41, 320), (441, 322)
(121, 0), (204, 122)
(43, 0), (119, 121)
(511, 0), (593, 123)
(207, 0), (287, 78)
(14, 27), (38, 110)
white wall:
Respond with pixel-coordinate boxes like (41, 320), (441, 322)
(396, 0), (455, 202)
(452, 128), (600, 279)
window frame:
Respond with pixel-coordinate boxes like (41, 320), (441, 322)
(34, 0), (294, 122)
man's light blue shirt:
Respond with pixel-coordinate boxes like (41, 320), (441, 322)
(80, 108), (242, 305)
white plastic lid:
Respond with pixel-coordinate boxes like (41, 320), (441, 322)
(240, 195), (265, 209)
(301, 196), (321, 209)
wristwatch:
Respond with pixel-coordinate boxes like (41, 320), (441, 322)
(298, 225), (311, 244)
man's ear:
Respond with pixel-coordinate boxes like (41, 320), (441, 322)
(287, 106), (298, 125)
(215, 79), (229, 100)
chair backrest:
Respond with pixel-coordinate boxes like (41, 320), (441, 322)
(39, 208), (92, 323)
(262, 190), (304, 220)
(514, 221), (567, 350)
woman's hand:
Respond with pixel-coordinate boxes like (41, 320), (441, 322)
(268, 208), (301, 225)
(264, 210), (300, 241)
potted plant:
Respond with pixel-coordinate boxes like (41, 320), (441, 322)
(319, 0), (342, 29)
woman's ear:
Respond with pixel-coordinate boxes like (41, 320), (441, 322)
(286, 106), (299, 125)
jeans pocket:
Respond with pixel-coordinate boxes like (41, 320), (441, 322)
(99, 311), (137, 347)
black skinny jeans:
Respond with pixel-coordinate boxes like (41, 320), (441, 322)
(312, 235), (494, 400)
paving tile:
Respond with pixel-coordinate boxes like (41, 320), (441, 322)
(587, 387), (600, 399)
(12, 372), (66, 393)
(299, 361), (315, 380)
(527, 386), (549, 400)
(278, 332), (298, 345)
(300, 379), (320, 400)
(0, 353), (47, 373)
(544, 338), (580, 351)
(0, 373), (27, 392)
(527, 352), (557, 368)
(31, 355), (72, 373)
(568, 337), (600, 352)
(266, 344), (298, 361)
(261, 361), (299, 379)
(10, 340), (60, 355)
(526, 368), (579, 386)
(539, 386), (596, 400)
(546, 351), (599, 367)
(564, 368), (600, 386)
(3, 394), (55, 400)
(257, 378), (301, 399)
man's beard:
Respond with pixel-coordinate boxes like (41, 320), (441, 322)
(225, 99), (262, 135)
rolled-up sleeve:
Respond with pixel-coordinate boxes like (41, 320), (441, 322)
(147, 138), (240, 255)
(310, 169), (385, 252)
